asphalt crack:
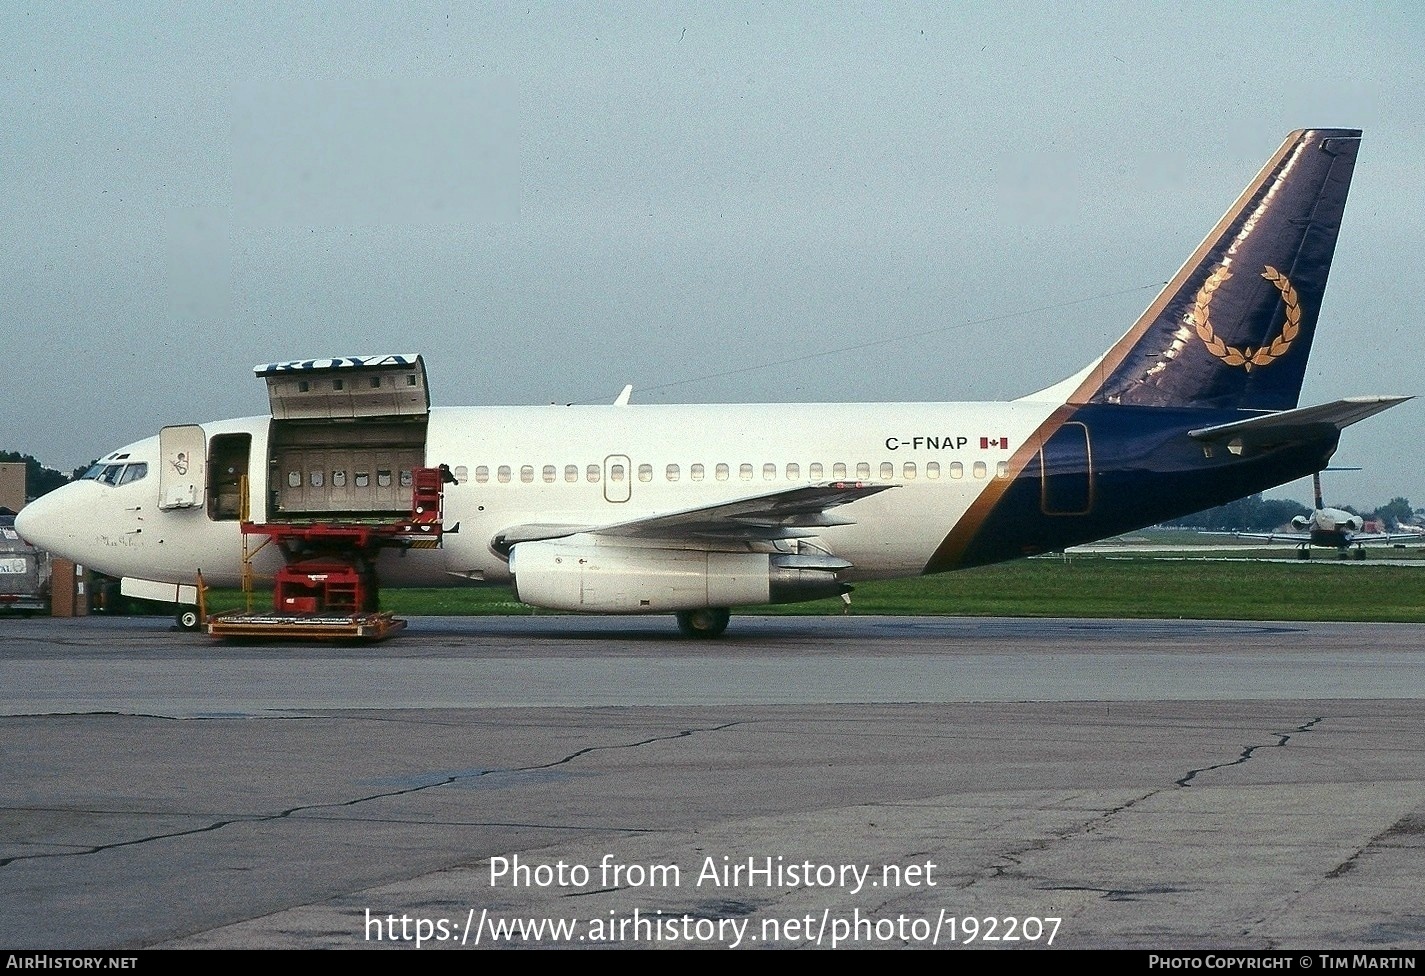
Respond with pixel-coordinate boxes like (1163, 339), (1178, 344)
(971, 718), (1325, 894)
(0, 721), (745, 869)
(1327, 810), (1425, 879)
(1176, 716), (1322, 787)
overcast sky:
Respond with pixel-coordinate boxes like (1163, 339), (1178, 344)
(2, 2), (1422, 509)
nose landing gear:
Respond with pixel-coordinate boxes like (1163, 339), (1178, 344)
(676, 607), (731, 638)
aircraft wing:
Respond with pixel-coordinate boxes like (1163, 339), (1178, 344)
(1230, 531), (1310, 543)
(495, 482), (895, 548)
(1188, 396), (1413, 448)
(1350, 532), (1422, 545)
(1226, 530), (1417, 546)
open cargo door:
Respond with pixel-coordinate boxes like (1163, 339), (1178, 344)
(257, 354), (429, 421)
(255, 355), (432, 519)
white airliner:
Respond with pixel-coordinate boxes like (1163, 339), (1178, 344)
(15, 128), (1411, 636)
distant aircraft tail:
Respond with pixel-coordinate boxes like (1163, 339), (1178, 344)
(1067, 128), (1361, 412)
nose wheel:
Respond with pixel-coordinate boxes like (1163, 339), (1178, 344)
(676, 608), (730, 638)
(175, 605), (202, 631)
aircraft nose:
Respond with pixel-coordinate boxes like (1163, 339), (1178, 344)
(13, 486), (76, 556)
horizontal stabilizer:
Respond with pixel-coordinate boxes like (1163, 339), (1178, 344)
(1188, 396), (1412, 447)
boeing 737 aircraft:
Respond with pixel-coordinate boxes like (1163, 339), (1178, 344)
(15, 128), (1411, 636)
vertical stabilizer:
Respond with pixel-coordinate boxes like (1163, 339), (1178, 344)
(1073, 129), (1360, 411)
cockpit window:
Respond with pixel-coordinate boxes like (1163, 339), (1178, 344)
(83, 462), (149, 487)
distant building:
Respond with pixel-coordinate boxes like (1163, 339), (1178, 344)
(0, 462), (24, 514)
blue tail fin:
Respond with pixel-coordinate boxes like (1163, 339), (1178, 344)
(1072, 129), (1360, 411)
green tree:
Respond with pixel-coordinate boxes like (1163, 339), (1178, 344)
(1375, 497), (1413, 530)
(1164, 493), (1310, 531)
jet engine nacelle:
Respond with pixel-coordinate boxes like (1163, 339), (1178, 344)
(509, 539), (845, 613)
(1291, 514), (1312, 531)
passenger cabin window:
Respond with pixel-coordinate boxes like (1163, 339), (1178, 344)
(475, 466), (489, 484)
(565, 465), (579, 483)
(497, 465), (511, 484)
(586, 464), (600, 483)
(520, 465), (534, 484)
(832, 462), (846, 479)
(543, 465), (556, 483)
(996, 461), (1009, 479)
(973, 461), (988, 479)
(715, 463), (729, 481)
(690, 463), (704, 481)
(810, 462), (823, 479)
(856, 462), (870, 479)
(879, 461), (894, 479)
(739, 463), (753, 481)
(903, 462), (916, 480)
(666, 464), (680, 482)
(609, 463), (625, 482)
(638, 463), (653, 482)
(763, 462), (776, 481)
(787, 462), (800, 479)
(926, 462), (940, 480)
(949, 462), (963, 479)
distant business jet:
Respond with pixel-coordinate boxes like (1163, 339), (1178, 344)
(1237, 471), (1419, 559)
(16, 129), (1411, 635)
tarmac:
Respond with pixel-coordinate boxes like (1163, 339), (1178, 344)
(3, 614), (1424, 950)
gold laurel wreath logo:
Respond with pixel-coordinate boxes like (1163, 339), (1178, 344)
(1192, 265), (1300, 371)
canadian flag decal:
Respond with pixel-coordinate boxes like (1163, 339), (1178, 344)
(980, 436), (1010, 450)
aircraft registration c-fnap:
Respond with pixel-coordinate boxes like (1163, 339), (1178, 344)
(15, 128), (1412, 637)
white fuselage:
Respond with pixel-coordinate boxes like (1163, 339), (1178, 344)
(20, 399), (1055, 592)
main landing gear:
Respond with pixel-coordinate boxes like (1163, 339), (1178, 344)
(676, 607), (731, 638)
